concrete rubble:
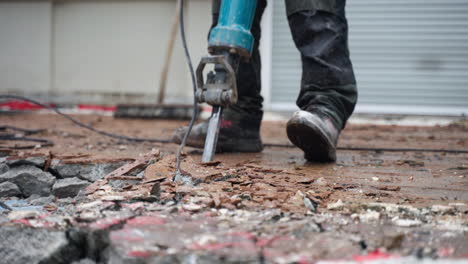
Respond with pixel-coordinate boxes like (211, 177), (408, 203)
(0, 165), (55, 197)
(0, 113), (466, 263)
(0, 181), (21, 197)
(0, 152), (466, 264)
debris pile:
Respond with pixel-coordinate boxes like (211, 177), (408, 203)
(0, 149), (467, 263)
(0, 114), (467, 263)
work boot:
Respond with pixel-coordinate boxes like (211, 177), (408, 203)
(286, 110), (340, 162)
(172, 111), (263, 153)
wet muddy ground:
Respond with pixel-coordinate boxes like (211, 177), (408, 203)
(0, 112), (467, 263)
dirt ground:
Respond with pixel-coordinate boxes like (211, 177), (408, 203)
(2, 112), (467, 204)
(0, 112), (467, 263)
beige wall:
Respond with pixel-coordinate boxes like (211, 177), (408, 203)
(0, 0), (212, 104)
(0, 1), (52, 94)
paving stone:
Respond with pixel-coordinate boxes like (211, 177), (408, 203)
(7, 157), (46, 168)
(0, 165), (55, 197)
(106, 216), (260, 264)
(52, 177), (91, 198)
(0, 226), (83, 263)
(0, 164), (8, 175)
(54, 162), (126, 182)
(0, 182), (22, 197)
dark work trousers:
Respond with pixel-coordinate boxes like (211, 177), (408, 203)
(211, 0), (357, 129)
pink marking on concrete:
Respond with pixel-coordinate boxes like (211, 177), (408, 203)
(353, 250), (397, 262)
(437, 247), (455, 257)
(11, 219), (33, 227)
(127, 250), (153, 258)
(298, 256), (313, 264)
(89, 216), (129, 230)
(126, 216), (166, 226)
(37, 213), (51, 219)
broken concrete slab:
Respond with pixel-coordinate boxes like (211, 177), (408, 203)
(0, 181), (22, 197)
(6, 156), (46, 169)
(0, 165), (55, 197)
(52, 177), (91, 198)
(1, 113), (468, 262)
(54, 162), (126, 182)
(0, 226), (83, 264)
(0, 163), (8, 175)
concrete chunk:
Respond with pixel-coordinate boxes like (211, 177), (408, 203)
(52, 177), (90, 198)
(0, 226), (82, 263)
(54, 162), (125, 182)
(7, 157), (46, 168)
(0, 163), (8, 175)
(0, 165), (55, 197)
(0, 182), (22, 197)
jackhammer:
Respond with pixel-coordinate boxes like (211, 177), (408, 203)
(196, 0), (257, 162)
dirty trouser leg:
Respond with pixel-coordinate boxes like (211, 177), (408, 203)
(286, 0), (357, 129)
(211, 0), (267, 128)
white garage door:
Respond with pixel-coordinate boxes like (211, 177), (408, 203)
(270, 0), (468, 115)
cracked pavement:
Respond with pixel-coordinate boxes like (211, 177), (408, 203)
(0, 113), (466, 263)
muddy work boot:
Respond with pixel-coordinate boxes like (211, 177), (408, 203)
(172, 112), (263, 153)
(286, 110), (340, 162)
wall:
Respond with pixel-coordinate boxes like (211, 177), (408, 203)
(0, 1), (52, 94)
(0, 0), (212, 105)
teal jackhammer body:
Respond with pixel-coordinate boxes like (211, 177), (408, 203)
(208, 0), (257, 58)
(195, 0), (257, 162)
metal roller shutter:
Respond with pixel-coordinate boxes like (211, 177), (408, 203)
(270, 0), (468, 115)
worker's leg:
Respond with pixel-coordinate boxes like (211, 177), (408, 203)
(285, 0), (357, 161)
(172, 0), (267, 152)
(286, 0), (357, 129)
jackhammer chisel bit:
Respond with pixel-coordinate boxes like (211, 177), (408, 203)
(195, 0), (257, 162)
(202, 106), (223, 162)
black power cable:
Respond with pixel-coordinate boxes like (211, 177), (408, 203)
(0, 126), (46, 135)
(0, 95), (170, 143)
(2, 95), (468, 155)
(175, 0), (200, 177)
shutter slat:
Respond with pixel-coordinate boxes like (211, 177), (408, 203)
(270, 0), (468, 113)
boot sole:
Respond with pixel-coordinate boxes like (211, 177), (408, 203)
(286, 116), (336, 162)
